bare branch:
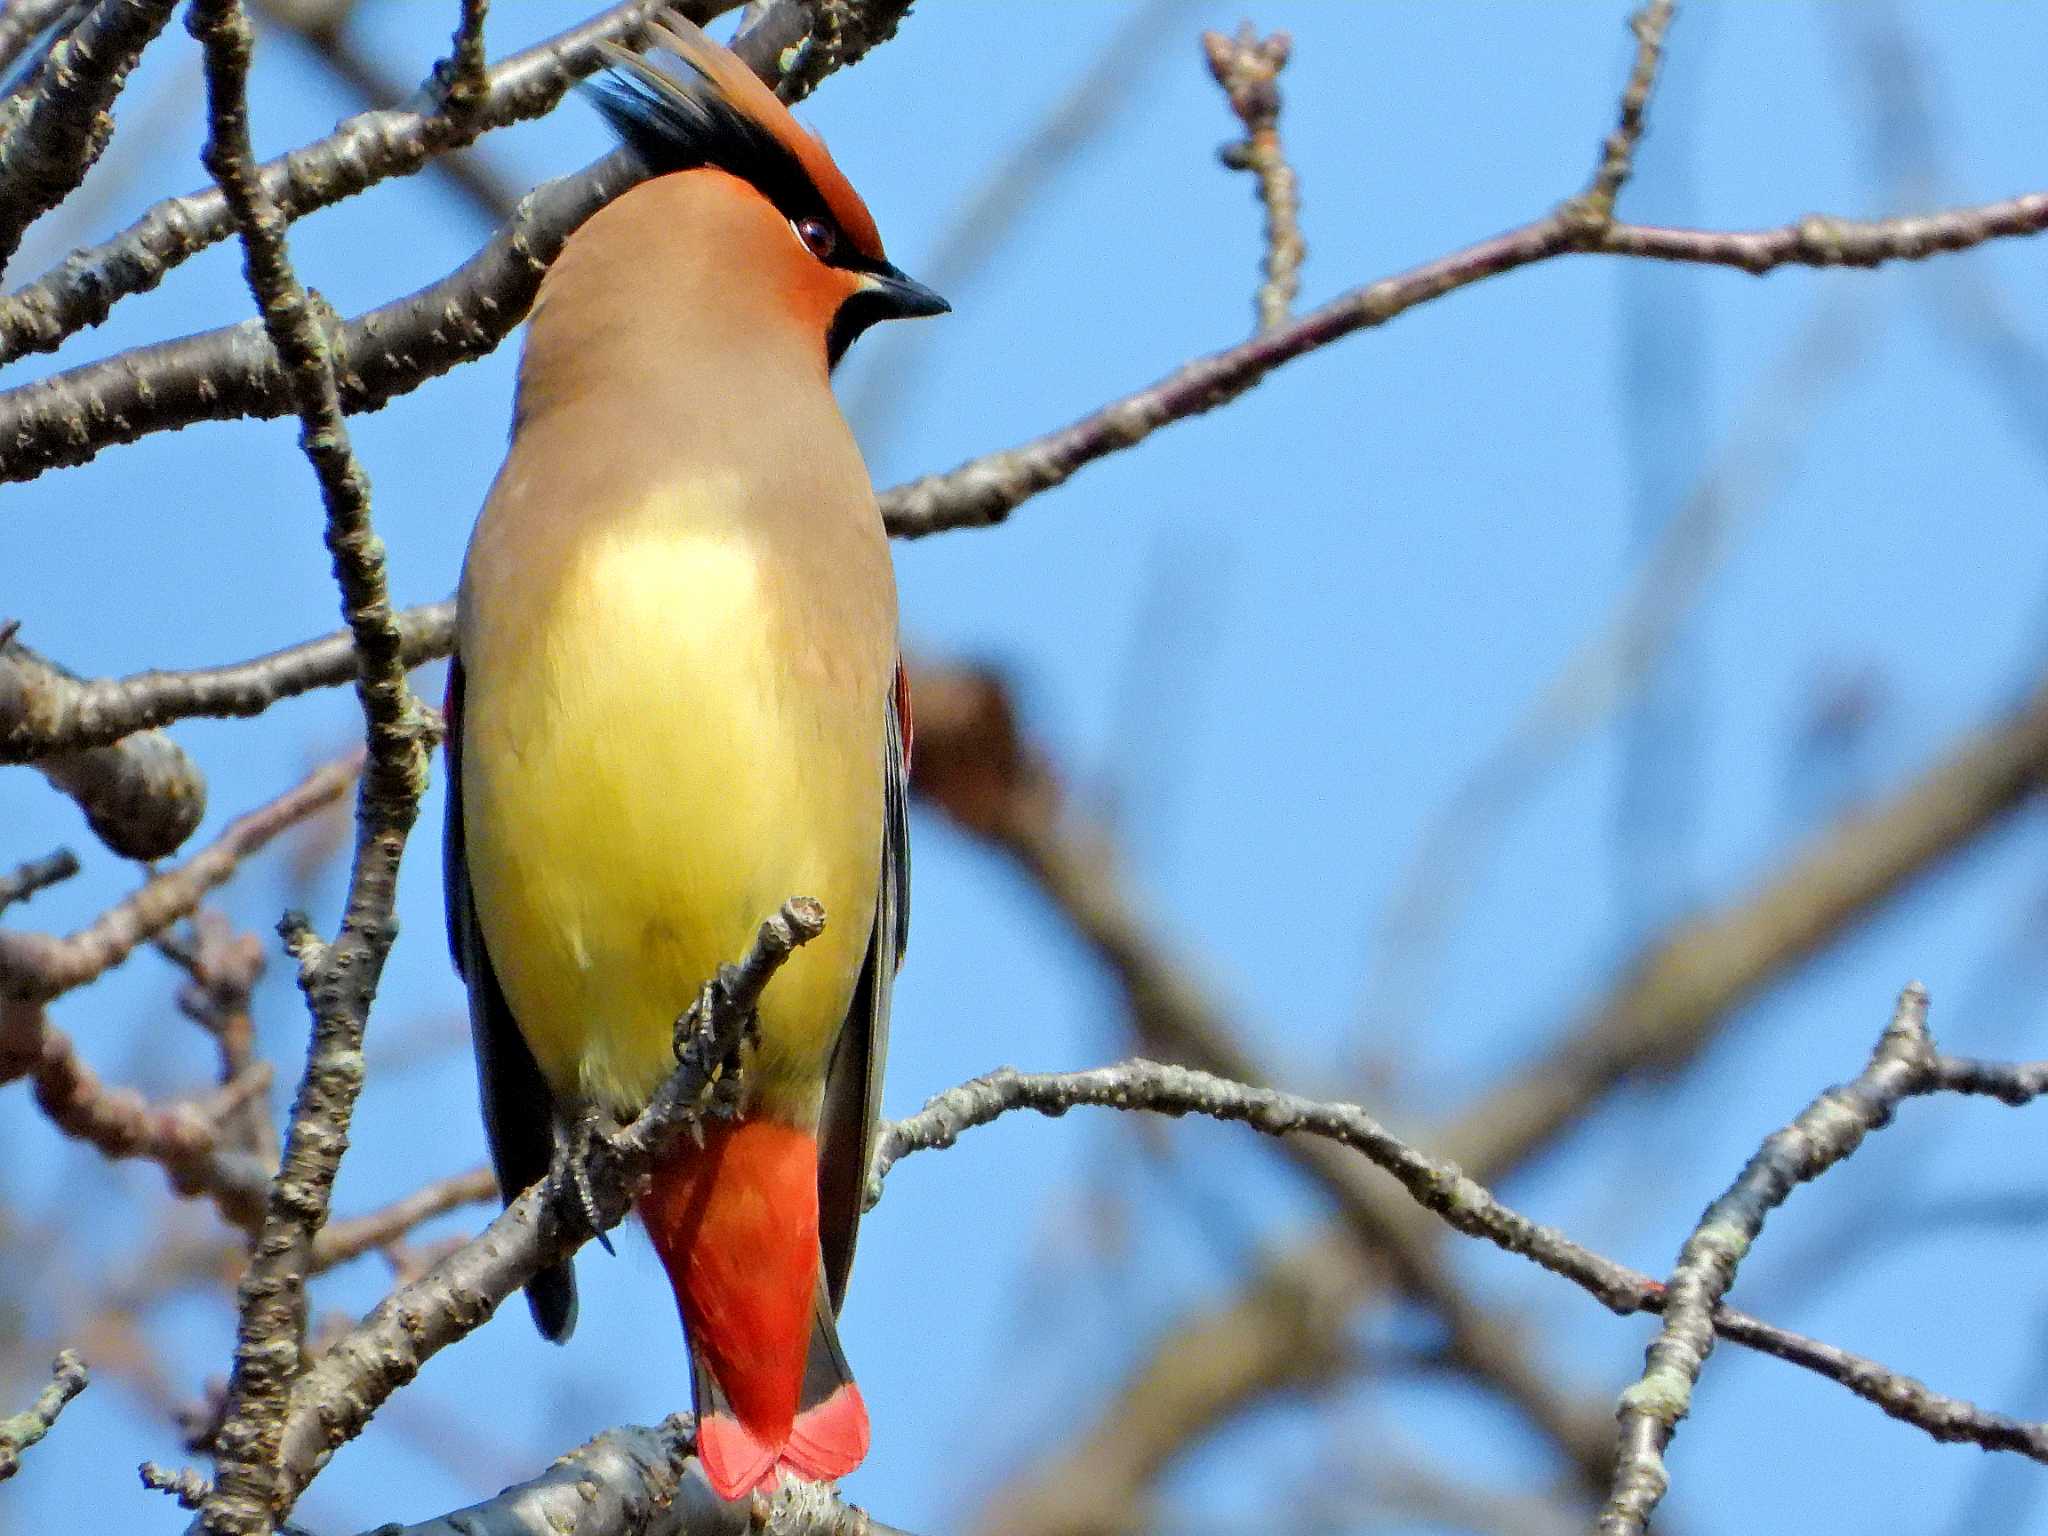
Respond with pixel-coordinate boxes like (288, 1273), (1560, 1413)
(160, 908), (274, 1158)
(772, 0), (914, 104)
(0, 846), (78, 912)
(0, 996), (273, 1223)
(0, 1), (90, 85)
(0, 1349), (88, 1482)
(0, 602), (454, 759)
(248, 0), (520, 227)
(1602, 984), (1937, 1532)
(1572, 0), (1678, 220)
(0, 0), (677, 365)
(276, 900), (824, 1505)
(1202, 22), (1302, 331)
(1932, 1053), (2048, 1104)
(3, 632), (208, 858)
(140, 1458), (212, 1508)
(3, 182), (2041, 507)
(906, 666), (1616, 1490)
(0, 0), (180, 268)
(0, 752), (360, 1002)
(441, 0), (490, 109)
(877, 1051), (2048, 1473)
(350, 1418), (916, 1536)
(877, 191), (2048, 540)
(188, 0), (432, 1525)
(963, 661), (2048, 1534)
(308, 1166), (495, 1273)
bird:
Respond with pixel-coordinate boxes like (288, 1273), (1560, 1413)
(442, 10), (943, 1502)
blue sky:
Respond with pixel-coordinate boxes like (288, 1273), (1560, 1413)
(4, 2), (2048, 1532)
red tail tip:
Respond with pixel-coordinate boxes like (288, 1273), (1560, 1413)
(784, 1382), (870, 1483)
(695, 1384), (870, 1501)
(697, 1412), (780, 1501)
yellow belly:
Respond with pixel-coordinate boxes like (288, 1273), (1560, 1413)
(459, 510), (885, 1122)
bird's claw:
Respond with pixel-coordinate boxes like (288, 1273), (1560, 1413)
(549, 1104), (616, 1254)
(670, 968), (755, 1142)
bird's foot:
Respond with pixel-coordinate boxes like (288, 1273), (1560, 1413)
(549, 1103), (617, 1254)
(671, 968), (756, 1141)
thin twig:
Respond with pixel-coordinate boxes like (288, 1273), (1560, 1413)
(1601, 985), (1940, 1532)
(440, 0), (489, 110)
(906, 666), (1616, 1488)
(0, 752), (360, 1002)
(140, 1459), (212, 1508)
(0, 602), (455, 760)
(0, 1349), (88, 1481)
(3, 631), (208, 858)
(0, 846), (78, 912)
(188, 1), (428, 1528)
(955, 656), (2048, 1536)
(248, 0), (521, 226)
(3, 175), (2042, 494)
(161, 908), (275, 1159)
(309, 1167), (495, 1272)
(1202, 23), (1302, 331)
(1572, 0), (1678, 221)
(275, 900), (824, 1505)
(0, 0), (678, 364)
(0, 0), (180, 267)
(0, 996), (274, 1224)
(875, 1050), (2048, 1470)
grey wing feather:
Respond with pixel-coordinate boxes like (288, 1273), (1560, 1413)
(444, 657), (578, 1341)
(816, 669), (909, 1315)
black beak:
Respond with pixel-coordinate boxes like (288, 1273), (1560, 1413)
(827, 264), (949, 368)
(864, 262), (950, 320)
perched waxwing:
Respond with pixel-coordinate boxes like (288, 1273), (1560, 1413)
(443, 10), (942, 1500)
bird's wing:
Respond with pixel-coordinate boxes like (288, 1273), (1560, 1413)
(817, 662), (910, 1314)
(444, 656), (578, 1340)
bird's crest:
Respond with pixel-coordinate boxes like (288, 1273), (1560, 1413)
(590, 12), (885, 264)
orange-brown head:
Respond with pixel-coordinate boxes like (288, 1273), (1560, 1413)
(575, 12), (946, 374)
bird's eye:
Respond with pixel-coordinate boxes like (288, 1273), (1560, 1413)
(794, 216), (837, 261)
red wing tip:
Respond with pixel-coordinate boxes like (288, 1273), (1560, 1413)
(696, 1412), (780, 1501)
(781, 1383), (871, 1483)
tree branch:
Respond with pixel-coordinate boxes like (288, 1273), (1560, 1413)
(3, 631), (209, 859)
(0, 1349), (88, 1482)
(906, 666), (1618, 1491)
(1202, 22), (1302, 332)
(0, 0), (180, 268)
(0, 995), (273, 1223)
(1571, 0), (1677, 220)
(275, 900), (824, 1505)
(0, 602), (455, 759)
(1602, 985), (1954, 1533)
(0, 0), (678, 364)
(308, 1166), (496, 1273)
(876, 1048), (2048, 1474)
(2, 177), (2040, 510)
(945, 656), (2048, 1534)
(188, 0), (432, 1524)
(349, 1419), (915, 1536)
(0, 845), (78, 912)
(0, 751), (360, 1002)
